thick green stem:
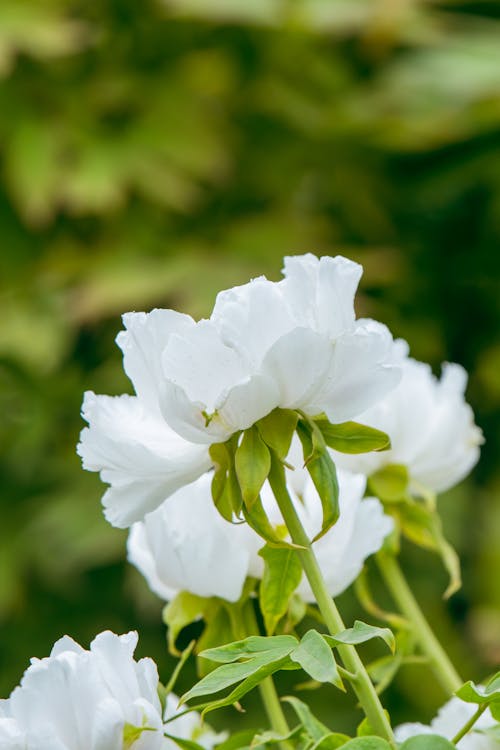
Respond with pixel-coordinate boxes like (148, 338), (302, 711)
(229, 603), (292, 750)
(376, 551), (462, 694)
(452, 704), (487, 745)
(268, 458), (395, 747)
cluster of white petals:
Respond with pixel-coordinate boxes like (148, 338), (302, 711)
(395, 696), (498, 750)
(0, 631), (219, 750)
(334, 345), (483, 494)
(78, 254), (402, 527)
(127, 452), (393, 604)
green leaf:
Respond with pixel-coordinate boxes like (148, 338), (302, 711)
(399, 735), (456, 750)
(282, 696), (331, 741)
(215, 731), (258, 750)
(356, 714), (391, 738)
(455, 672), (500, 705)
(165, 735), (208, 750)
(290, 630), (344, 689)
(323, 621), (395, 654)
(163, 592), (208, 655)
(257, 408), (299, 459)
(297, 420), (339, 542)
(341, 738), (392, 750)
(252, 726), (302, 747)
(196, 604), (234, 677)
(235, 426), (271, 508)
(200, 634), (298, 664)
(315, 420), (391, 455)
(396, 502), (461, 598)
(259, 545), (303, 634)
(181, 654), (280, 703)
(368, 464), (409, 502)
(198, 654), (299, 715)
(311, 734), (351, 750)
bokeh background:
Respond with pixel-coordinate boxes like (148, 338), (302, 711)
(1, 0), (500, 734)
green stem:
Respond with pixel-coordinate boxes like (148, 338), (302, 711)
(451, 703), (487, 745)
(229, 602), (292, 750)
(376, 551), (462, 695)
(268, 457), (395, 747)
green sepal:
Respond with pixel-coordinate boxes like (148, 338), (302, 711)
(322, 620), (395, 654)
(235, 426), (271, 508)
(290, 630), (344, 690)
(257, 408), (299, 459)
(209, 439), (243, 520)
(123, 723), (156, 749)
(399, 736), (456, 750)
(163, 592), (208, 656)
(315, 420), (391, 455)
(243, 494), (302, 549)
(395, 501), (461, 598)
(196, 603), (234, 677)
(259, 544), (303, 634)
(297, 420), (339, 542)
(368, 464), (409, 503)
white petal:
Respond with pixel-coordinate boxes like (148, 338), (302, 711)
(261, 328), (333, 409)
(0, 719), (26, 750)
(117, 310), (195, 412)
(211, 276), (295, 366)
(309, 320), (401, 423)
(78, 392), (211, 526)
(217, 374), (281, 432)
(128, 474), (252, 602)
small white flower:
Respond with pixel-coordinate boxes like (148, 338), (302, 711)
(333, 346), (483, 494)
(395, 696), (498, 750)
(0, 631), (166, 750)
(128, 450), (393, 604)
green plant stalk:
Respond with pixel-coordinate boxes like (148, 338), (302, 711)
(229, 603), (292, 749)
(268, 458), (395, 747)
(376, 551), (462, 694)
(451, 703), (487, 745)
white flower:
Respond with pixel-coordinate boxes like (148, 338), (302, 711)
(128, 450), (393, 604)
(160, 254), (401, 443)
(395, 696), (498, 750)
(77, 391), (211, 528)
(0, 630), (166, 750)
(127, 473), (261, 602)
(333, 347), (483, 494)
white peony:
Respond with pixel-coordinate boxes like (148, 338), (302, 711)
(0, 631), (165, 750)
(333, 348), (483, 494)
(127, 456), (393, 605)
(395, 696), (498, 750)
(78, 254), (401, 526)
(161, 254), (401, 443)
(0, 631), (222, 750)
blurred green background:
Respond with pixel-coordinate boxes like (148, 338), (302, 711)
(1, 0), (500, 734)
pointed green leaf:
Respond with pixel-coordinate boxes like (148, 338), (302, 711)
(368, 464), (409, 502)
(297, 420), (339, 542)
(399, 736), (456, 750)
(163, 592), (208, 655)
(281, 696), (332, 741)
(259, 545), (303, 634)
(252, 726), (302, 747)
(200, 634), (298, 664)
(455, 672), (500, 705)
(235, 426), (271, 508)
(165, 736), (209, 750)
(315, 420), (391, 455)
(199, 655), (299, 715)
(257, 408), (299, 459)
(323, 621), (395, 654)
(290, 630), (344, 689)
(181, 653), (280, 704)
